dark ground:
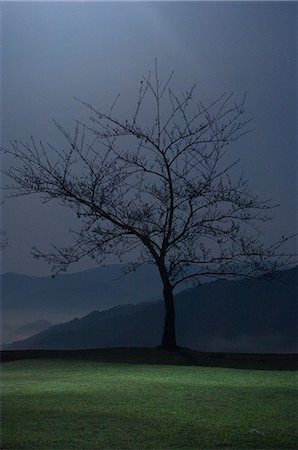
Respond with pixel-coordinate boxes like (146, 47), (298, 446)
(1, 347), (297, 370)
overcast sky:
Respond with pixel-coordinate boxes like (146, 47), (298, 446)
(1, 1), (297, 276)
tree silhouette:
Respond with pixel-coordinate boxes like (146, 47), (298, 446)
(3, 63), (294, 349)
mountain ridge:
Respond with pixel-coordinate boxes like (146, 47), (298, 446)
(1, 264), (164, 325)
(5, 266), (297, 353)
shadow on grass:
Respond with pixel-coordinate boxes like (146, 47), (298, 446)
(1, 347), (297, 370)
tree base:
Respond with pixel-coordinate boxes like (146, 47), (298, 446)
(157, 344), (179, 352)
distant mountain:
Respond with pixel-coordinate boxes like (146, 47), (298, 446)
(1, 319), (52, 345)
(6, 266), (297, 353)
(1, 264), (166, 324)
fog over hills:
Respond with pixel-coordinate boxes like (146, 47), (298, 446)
(1, 264), (165, 326)
(1, 263), (197, 343)
(5, 266), (297, 353)
(1, 320), (52, 345)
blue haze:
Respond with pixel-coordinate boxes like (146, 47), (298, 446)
(1, 2), (297, 275)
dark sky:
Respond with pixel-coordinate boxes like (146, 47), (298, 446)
(1, 1), (297, 276)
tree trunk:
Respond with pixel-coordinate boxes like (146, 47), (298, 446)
(161, 283), (177, 350)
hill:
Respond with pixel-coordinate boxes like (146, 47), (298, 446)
(1, 264), (165, 325)
(1, 320), (52, 345)
(6, 266), (298, 352)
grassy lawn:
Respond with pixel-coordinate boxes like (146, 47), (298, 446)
(1, 358), (297, 449)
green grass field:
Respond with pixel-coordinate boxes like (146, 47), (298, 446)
(1, 358), (297, 449)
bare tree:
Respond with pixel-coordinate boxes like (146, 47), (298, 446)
(2, 63), (294, 350)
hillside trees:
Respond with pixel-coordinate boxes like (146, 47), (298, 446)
(2, 63), (294, 350)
